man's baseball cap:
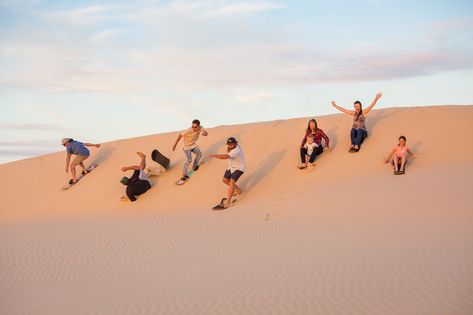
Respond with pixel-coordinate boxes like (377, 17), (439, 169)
(227, 137), (237, 144)
(61, 138), (72, 145)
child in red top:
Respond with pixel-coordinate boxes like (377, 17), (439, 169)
(385, 136), (416, 174)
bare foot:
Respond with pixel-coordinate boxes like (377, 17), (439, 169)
(137, 151), (146, 158)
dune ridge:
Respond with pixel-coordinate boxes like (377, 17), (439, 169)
(1, 105), (472, 315)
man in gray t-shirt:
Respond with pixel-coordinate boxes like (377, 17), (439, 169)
(62, 138), (101, 184)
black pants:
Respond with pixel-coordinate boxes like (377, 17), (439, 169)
(126, 180), (151, 202)
(300, 146), (323, 164)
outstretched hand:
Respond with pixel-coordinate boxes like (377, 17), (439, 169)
(96, 144), (101, 148)
(375, 92), (382, 100)
(121, 166), (128, 172)
(331, 101), (337, 107)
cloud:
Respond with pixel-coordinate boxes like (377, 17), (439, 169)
(1, 1), (473, 95)
(0, 123), (64, 131)
(204, 2), (284, 18)
(0, 139), (60, 163)
(235, 90), (274, 103)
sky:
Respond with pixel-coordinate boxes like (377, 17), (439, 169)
(1, 0), (472, 164)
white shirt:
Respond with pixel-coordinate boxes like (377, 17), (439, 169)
(304, 142), (318, 156)
(138, 169), (149, 181)
(227, 145), (246, 173)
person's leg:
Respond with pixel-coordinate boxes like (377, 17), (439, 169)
(182, 149), (192, 177)
(192, 147), (203, 169)
(309, 146), (323, 163)
(70, 155), (85, 181)
(300, 147), (308, 164)
(393, 155), (399, 172)
(354, 129), (366, 149)
(305, 155), (310, 164)
(226, 179), (237, 206)
(222, 171), (243, 207)
(400, 154), (407, 172)
(126, 185), (137, 202)
(350, 128), (357, 147)
(79, 162), (87, 173)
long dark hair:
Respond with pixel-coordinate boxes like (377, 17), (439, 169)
(354, 101), (363, 119)
(306, 119), (318, 134)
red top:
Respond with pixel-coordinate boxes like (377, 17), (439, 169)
(300, 129), (329, 148)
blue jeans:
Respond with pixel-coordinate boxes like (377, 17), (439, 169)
(183, 147), (202, 174)
(350, 128), (367, 147)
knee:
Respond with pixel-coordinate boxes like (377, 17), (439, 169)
(223, 178), (230, 184)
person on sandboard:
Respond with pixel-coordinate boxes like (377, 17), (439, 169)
(120, 152), (151, 202)
(62, 138), (101, 185)
(172, 119), (208, 183)
(385, 135), (416, 175)
(299, 118), (329, 169)
(331, 92), (382, 152)
(209, 137), (246, 209)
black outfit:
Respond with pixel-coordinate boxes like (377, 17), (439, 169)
(223, 169), (244, 182)
(126, 170), (151, 202)
(300, 146), (324, 164)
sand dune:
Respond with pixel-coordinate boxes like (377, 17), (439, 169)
(1, 105), (472, 314)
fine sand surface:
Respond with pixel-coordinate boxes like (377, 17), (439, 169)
(1, 105), (472, 315)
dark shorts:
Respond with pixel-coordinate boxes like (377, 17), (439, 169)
(224, 169), (244, 182)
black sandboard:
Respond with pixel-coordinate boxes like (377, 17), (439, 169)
(151, 149), (170, 169)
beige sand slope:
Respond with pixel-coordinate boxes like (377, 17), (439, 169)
(1, 105), (472, 315)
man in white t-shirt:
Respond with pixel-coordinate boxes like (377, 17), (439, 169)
(209, 137), (246, 208)
(172, 119), (208, 182)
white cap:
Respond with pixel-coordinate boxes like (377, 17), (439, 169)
(61, 138), (71, 145)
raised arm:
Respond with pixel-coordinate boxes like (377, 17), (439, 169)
(209, 153), (230, 159)
(331, 101), (355, 115)
(137, 151), (146, 169)
(83, 143), (101, 148)
(121, 152), (147, 171)
(121, 165), (140, 171)
(201, 127), (208, 137)
(363, 92), (382, 115)
(172, 134), (182, 151)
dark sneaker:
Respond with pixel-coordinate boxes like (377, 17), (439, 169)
(181, 175), (190, 181)
(193, 165), (200, 171)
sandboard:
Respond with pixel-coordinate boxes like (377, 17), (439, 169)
(151, 149), (170, 169)
(62, 163), (98, 190)
(212, 195), (241, 210)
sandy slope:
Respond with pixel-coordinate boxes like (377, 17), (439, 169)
(0, 105), (472, 315)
